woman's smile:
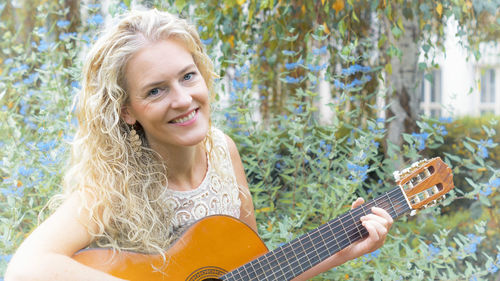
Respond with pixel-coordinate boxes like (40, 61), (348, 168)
(169, 108), (199, 126)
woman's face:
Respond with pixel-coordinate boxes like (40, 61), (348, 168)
(122, 39), (210, 151)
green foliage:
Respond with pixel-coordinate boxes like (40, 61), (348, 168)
(1, 0), (499, 280)
(216, 35), (499, 280)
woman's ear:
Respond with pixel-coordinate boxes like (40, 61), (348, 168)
(121, 106), (136, 125)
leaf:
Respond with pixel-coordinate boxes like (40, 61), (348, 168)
(174, 0), (188, 11)
(436, 3), (443, 17)
(384, 62), (392, 75)
(352, 11), (359, 22)
(391, 26), (402, 39)
(338, 19), (346, 37)
(332, 0), (344, 15)
(463, 141), (475, 153)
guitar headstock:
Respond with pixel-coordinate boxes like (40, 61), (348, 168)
(394, 157), (454, 213)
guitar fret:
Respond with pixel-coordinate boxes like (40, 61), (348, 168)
(285, 241), (304, 278)
(295, 238), (312, 273)
(349, 210), (364, 239)
(274, 247), (290, 280)
(325, 221), (341, 253)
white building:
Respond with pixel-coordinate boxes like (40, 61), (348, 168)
(420, 19), (500, 117)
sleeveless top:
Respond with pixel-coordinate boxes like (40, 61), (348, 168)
(164, 127), (242, 234)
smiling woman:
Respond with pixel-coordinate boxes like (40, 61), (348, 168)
(4, 8), (393, 281)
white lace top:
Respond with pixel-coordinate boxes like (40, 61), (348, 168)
(164, 127), (242, 232)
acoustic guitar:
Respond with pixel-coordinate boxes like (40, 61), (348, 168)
(73, 157), (454, 281)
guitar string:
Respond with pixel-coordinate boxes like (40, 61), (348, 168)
(225, 188), (408, 281)
(224, 187), (411, 281)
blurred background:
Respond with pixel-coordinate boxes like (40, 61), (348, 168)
(0, 0), (499, 280)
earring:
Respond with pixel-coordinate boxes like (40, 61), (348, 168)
(129, 127), (143, 157)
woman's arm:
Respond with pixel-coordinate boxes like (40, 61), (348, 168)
(5, 192), (125, 281)
(225, 133), (393, 280)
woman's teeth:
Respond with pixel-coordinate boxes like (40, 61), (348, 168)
(172, 110), (196, 123)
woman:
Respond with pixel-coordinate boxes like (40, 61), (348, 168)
(5, 8), (392, 281)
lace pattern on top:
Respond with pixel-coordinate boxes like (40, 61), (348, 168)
(164, 127), (241, 233)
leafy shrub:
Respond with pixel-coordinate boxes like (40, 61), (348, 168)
(1, 1), (498, 280)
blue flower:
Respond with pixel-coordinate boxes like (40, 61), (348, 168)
(333, 79), (345, 89)
(37, 40), (50, 52)
(411, 132), (429, 151)
(285, 59), (304, 70)
(5, 58), (13, 65)
(59, 32), (77, 41)
(87, 3), (101, 9)
(56, 20), (70, 28)
(282, 50), (296, 56)
(347, 163), (369, 181)
(284, 76), (302, 84)
(18, 166), (36, 177)
(232, 79), (252, 90)
(23, 73), (38, 84)
(1, 254), (12, 263)
(19, 103), (29, 115)
(36, 140), (58, 152)
(119, 2), (128, 10)
(488, 264), (499, 273)
(439, 116), (453, 123)
(81, 34), (91, 44)
(88, 14), (104, 25)
(477, 139), (493, 159)
(362, 249), (381, 261)
(307, 63), (327, 72)
(341, 64), (371, 76)
(428, 243), (440, 260)
(433, 124), (448, 136)
(235, 64), (250, 77)
(480, 186), (492, 196)
(71, 81), (80, 89)
(200, 38), (213, 45)
(490, 178), (500, 188)
(312, 46), (327, 55)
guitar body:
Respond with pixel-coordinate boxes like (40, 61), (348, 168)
(73, 215), (268, 281)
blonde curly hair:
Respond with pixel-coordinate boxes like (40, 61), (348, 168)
(62, 8), (216, 255)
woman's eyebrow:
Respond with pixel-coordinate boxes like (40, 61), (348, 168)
(140, 64), (197, 92)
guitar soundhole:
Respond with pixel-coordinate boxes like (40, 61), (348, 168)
(186, 266), (227, 281)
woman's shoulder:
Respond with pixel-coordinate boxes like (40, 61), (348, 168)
(210, 126), (238, 155)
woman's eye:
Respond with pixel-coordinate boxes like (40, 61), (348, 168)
(148, 88), (160, 96)
(183, 72), (195, 81)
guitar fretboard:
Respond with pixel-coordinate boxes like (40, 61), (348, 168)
(221, 186), (411, 281)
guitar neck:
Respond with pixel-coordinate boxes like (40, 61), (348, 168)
(222, 186), (411, 281)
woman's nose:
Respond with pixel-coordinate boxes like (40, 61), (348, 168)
(170, 85), (192, 108)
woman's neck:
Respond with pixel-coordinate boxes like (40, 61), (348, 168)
(157, 142), (208, 191)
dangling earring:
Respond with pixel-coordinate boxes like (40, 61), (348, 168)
(129, 127), (143, 157)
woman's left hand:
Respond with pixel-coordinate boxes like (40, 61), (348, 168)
(346, 197), (394, 258)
